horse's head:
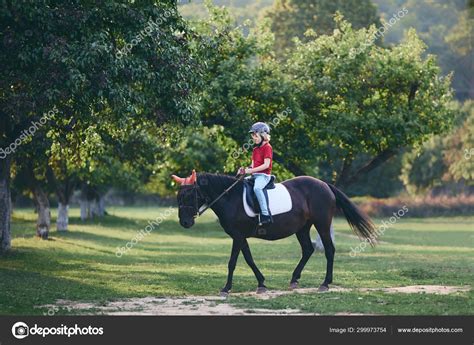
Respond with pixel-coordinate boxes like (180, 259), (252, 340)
(172, 170), (206, 228)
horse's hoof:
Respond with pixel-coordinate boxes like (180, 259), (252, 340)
(289, 282), (298, 290)
(256, 286), (267, 294)
(318, 285), (329, 292)
(220, 290), (230, 297)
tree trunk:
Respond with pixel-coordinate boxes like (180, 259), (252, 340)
(335, 158), (353, 187)
(96, 195), (106, 217)
(342, 149), (397, 187)
(79, 184), (106, 221)
(80, 184), (90, 221)
(33, 186), (50, 239)
(80, 199), (90, 221)
(0, 156), (12, 253)
(90, 199), (99, 218)
(55, 184), (73, 232)
(85, 187), (106, 219)
(57, 202), (69, 232)
(48, 168), (74, 232)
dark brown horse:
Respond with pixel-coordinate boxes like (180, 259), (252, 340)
(173, 170), (376, 295)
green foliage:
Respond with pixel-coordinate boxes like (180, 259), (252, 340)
(289, 18), (453, 153)
(400, 137), (446, 194)
(443, 101), (474, 182)
(191, 5), (454, 190)
(179, 0), (273, 30)
(372, 0), (472, 100)
(1, 1), (197, 142)
(1, 0), (202, 201)
(344, 154), (405, 197)
(146, 125), (236, 195)
(401, 101), (474, 194)
(286, 17), (454, 185)
(145, 122), (295, 196)
(1, 0), (465, 203)
(267, 0), (381, 56)
(189, 5), (314, 179)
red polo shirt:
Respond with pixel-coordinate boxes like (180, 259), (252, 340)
(252, 142), (273, 175)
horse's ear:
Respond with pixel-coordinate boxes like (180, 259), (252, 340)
(190, 169), (197, 184)
(171, 174), (185, 185)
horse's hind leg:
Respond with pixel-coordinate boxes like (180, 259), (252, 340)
(290, 222), (314, 289)
(314, 218), (336, 292)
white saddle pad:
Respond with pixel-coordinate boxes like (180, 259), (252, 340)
(243, 183), (293, 218)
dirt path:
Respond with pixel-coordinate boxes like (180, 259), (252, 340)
(232, 284), (471, 299)
(42, 296), (314, 315)
(39, 285), (470, 315)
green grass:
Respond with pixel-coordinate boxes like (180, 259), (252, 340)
(0, 207), (472, 315)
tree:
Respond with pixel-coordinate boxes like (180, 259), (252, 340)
(286, 16), (455, 187)
(372, 0), (473, 100)
(0, 0), (198, 252)
(443, 101), (474, 182)
(400, 137), (446, 194)
(0, 155), (11, 252)
(401, 101), (474, 194)
(73, 120), (162, 222)
(12, 136), (54, 238)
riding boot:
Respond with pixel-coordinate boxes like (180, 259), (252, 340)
(258, 214), (273, 226)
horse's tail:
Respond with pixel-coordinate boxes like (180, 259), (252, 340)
(327, 183), (377, 246)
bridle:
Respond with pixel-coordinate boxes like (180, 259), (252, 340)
(178, 184), (207, 219)
(178, 174), (245, 218)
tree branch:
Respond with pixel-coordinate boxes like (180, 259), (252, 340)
(343, 149), (397, 187)
(408, 82), (419, 110)
(335, 158), (353, 187)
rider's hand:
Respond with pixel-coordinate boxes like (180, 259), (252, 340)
(244, 167), (252, 174)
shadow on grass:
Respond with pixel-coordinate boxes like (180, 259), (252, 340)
(0, 268), (119, 315)
(69, 214), (226, 239)
(54, 229), (127, 246)
(68, 214), (141, 228)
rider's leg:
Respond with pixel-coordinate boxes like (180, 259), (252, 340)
(253, 173), (271, 223)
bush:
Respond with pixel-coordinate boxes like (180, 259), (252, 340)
(355, 194), (474, 217)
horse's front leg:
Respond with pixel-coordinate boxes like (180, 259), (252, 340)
(220, 238), (243, 296)
(241, 239), (267, 293)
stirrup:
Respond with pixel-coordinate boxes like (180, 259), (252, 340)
(258, 214), (272, 226)
(256, 217), (266, 236)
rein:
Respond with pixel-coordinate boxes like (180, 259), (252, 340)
(197, 174), (245, 216)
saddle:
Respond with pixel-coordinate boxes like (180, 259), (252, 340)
(243, 175), (276, 216)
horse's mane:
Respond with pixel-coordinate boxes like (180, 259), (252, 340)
(197, 173), (238, 195)
(197, 172), (237, 188)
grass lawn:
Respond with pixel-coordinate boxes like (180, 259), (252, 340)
(0, 207), (472, 315)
